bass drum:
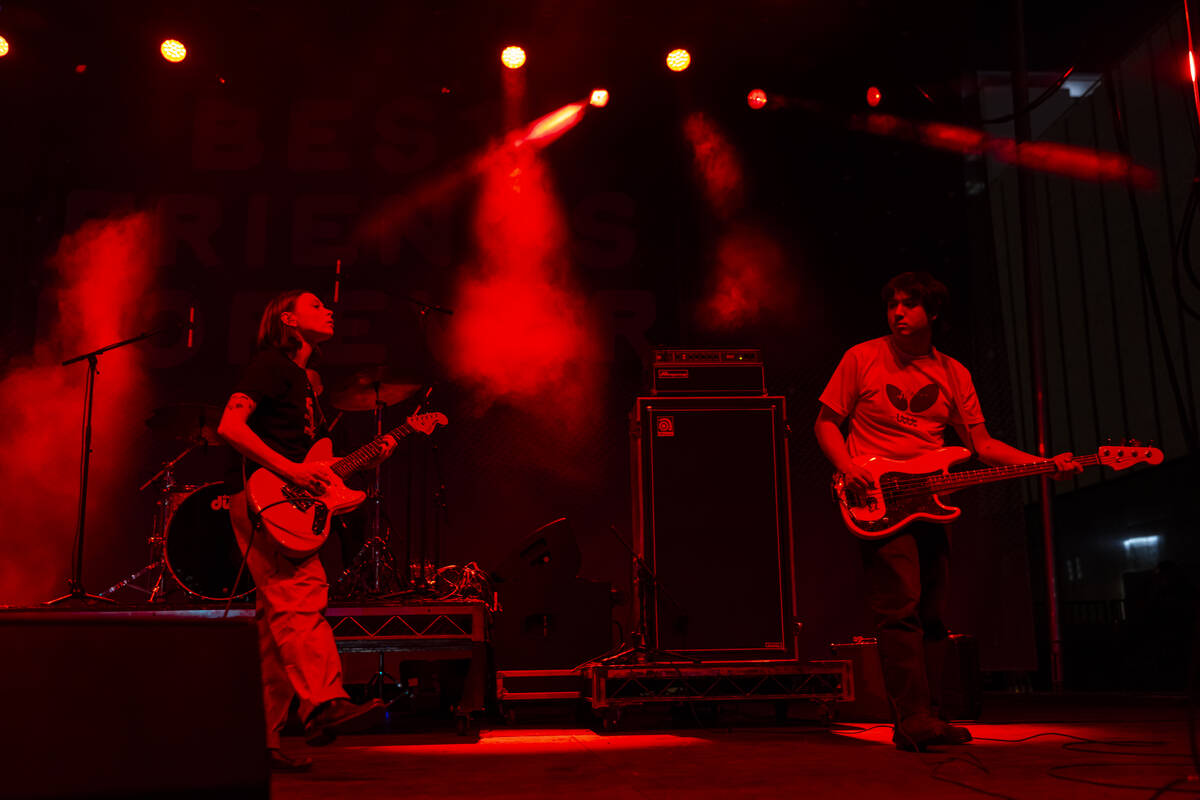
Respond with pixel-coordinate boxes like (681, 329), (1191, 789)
(165, 482), (255, 600)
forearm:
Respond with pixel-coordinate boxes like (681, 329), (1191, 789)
(814, 419), (856, 473)
(973, 436), (1044, 467)
(217, 421), (297, 481)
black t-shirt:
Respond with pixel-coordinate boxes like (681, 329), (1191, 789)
(225, 347), (328, 491)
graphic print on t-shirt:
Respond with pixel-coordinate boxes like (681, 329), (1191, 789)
(886, 383), (940, 412)
(818, 337), (985, 461)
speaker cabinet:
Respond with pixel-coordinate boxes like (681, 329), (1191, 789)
(0, 612), (268, 799)
(631, 396), (798, 661)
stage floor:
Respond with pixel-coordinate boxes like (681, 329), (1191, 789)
(272, 694), (1192, 799)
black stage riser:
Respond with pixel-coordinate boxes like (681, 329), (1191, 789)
(0, 613), (268, 800)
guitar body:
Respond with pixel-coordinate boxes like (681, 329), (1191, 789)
(834, 447), (971, 539)
(246, 438), (367, 558)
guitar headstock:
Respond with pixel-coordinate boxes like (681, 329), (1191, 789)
(1097, 439), (1163, 471)
(408, 411), (449, 435)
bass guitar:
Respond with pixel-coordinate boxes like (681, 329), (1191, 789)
(247, 411), (448, 557)
(832, 442), (1162, 539)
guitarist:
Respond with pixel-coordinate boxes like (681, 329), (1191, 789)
(813, 271), (1080, 751)
(217, 290), (393, 772)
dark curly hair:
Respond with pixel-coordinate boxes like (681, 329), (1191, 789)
(882, 272), (949, 331)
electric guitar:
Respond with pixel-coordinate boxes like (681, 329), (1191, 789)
(247, 412), (448, 557)
(832, 442), (1162, 539)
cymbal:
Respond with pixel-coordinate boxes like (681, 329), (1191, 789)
(326, 367), (422, 412)
(146, 403), (223, 446)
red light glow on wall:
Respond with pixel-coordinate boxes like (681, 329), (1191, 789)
(682, 112), (744, 221)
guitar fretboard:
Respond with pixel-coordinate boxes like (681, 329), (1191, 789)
(331, 422), (414, 478)
(883, 453), (1103, 499)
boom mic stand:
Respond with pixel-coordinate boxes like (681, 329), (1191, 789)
(584, 524), (698, 666)
(48, 323), (182, 607)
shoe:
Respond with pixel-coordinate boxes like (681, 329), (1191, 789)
(892, 718), (973, 751)
(936, 722), (972, 744)
(304, 698), (386, 746)
(269, 748), (313, 773)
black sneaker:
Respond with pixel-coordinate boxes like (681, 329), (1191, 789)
(269, 748), (314, 772)
(304, 698), (387, 746)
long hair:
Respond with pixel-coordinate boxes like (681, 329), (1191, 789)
(255, 289), (308, 353)
(881, 271), (949, 332)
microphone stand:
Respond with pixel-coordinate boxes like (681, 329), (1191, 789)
(583, 524), (698, 666)
(48, 323), (182, 607)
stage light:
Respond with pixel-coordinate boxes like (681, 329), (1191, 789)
(747, 89), (768, 110)
(161, 39), (187, 63)
(1191, 51), (1197, 83)
(502, 45), (526, 69)
(0, 36), (9, 58)
(589, 89), (609, 107)
(867, 86), (882, 107)
(75, 64), (87, 74)
(666, 48), (691, 72)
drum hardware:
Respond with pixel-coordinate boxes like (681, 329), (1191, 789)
(100, 441), (201, 601)
(102, 404), (243, 602)
(331, 377), (412, 598)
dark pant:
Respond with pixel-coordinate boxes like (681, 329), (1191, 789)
(860, 522), (950, 726)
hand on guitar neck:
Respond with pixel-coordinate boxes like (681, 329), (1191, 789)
(831, 442), (1162, 538)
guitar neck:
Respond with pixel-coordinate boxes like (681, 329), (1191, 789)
(330, 422), (415, 478)
(930, 453), (1099, 492)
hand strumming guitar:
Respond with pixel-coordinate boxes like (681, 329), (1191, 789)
(287, 462), (337, 495)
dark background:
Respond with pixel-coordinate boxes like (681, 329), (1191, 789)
(0, 0), (1193, 688)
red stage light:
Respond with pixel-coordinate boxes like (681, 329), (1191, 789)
(666, 48), (691, 72)
(161, 39), (187, 63)
(1191, 51), (1197, 83)
(589, 89), (609, 108)
(501, 45), (526, 69)
(747, 89), (768, 110)
(867, 86), (882, 107)
(0, 35), (10, 58)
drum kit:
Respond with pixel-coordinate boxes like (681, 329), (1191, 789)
(101, 369), (430, 603)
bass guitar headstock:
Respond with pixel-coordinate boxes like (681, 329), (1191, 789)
(408, 411), (449, 436)
(1097, 439), (1163, 471)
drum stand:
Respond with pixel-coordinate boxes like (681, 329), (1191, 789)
(99, 444), (198, 601)
(335, 392), (404, 597)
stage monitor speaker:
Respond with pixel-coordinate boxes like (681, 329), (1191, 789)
(631, 396), (798, 661)
(0, 612), (268, 800)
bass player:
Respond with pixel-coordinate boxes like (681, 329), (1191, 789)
(813, 271), (1080, 751)
(217, 289), (392, 772)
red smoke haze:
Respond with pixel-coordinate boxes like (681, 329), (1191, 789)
(682, 112), (745, 221)
(697, 224), (797, 331)
(444, 148), (603, 452)
(0, 212), (159, 604)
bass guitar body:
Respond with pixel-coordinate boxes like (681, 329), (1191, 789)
(246, 438), (366, 558)
(833, 447), (971, 539)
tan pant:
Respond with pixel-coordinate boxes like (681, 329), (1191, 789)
(230, 490), (349, 749)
